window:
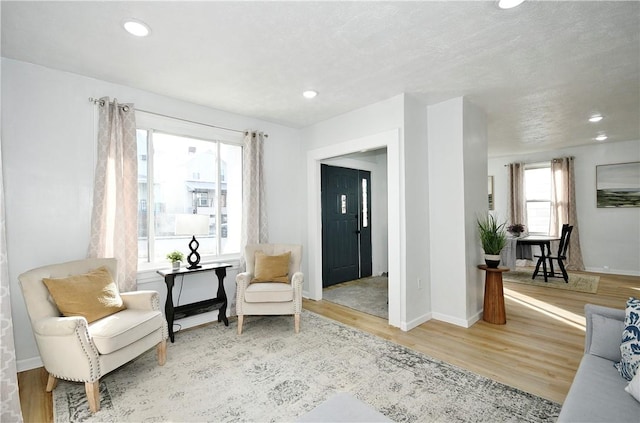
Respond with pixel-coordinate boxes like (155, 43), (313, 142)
(196, 193), (209, 207)
(137, 129), (242, 266)
(361, 178), (368, 228)
(524, 163), (551, 234)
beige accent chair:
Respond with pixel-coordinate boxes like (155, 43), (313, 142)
(18, 258), (168, 413)
(236, 244), (304, 334)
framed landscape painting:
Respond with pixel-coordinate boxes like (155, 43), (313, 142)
(596, 161), (640, 208)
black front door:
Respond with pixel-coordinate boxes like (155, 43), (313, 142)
(321, 164), (372, 287)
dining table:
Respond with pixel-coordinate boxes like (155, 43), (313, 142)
(511, 235), (561, 281)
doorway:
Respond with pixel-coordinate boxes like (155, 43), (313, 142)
(306, 128), (402, 328)
(321, 164), (372, 287)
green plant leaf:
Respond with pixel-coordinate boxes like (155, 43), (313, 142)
(476, 214), (507, 255)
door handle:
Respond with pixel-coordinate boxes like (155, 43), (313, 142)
(355, 230), (361, 234)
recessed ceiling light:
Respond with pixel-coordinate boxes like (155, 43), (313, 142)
(302, 90), (318, 99)
(123, 19), (150, 37)
(589, 114), (604, 123)
(595, 134), (608, 141)
(497, 0), (525, 9)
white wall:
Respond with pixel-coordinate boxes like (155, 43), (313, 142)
(427, 97), (486, 326)
(462, 100), (488, 320)
(2, 58), (303, 370)
(428, 99), (467, 323)
(373, 152), (389, 276)
(402, 95), (431, 328)
(489, 139), (640, 276)
(303, 94), (489, 330)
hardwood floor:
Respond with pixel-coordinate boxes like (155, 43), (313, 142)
(17, 271), (638, 422)
(306, 271), (638, 405)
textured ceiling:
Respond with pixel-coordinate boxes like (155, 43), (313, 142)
(1, 1), (639, 156)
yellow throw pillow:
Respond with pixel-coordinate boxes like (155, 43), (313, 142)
(251, 251), (291, 283)
(43, 266), (126, 323)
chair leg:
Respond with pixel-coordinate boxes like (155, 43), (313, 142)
(237, 315), (244, 335)
(548, 256), (555, 275)
(85, 380), (100, 413)
(157, 339), (167, 366)
(294, 313), (300, 333)
(45, 373), (58, 392)
(532, 256), (544, 279)
(558, 259), (569, 282)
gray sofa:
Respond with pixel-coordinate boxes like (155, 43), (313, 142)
(558, 304), (640, 422)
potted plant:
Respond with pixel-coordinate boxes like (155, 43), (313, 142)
(507, 223), (525, 237)
(166, 251), (185, 270)
(477, 214), (507, 268)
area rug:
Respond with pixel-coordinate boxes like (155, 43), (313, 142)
(53, 310), (560, 423)
(503, 267), (599, 294)
(323, 276), (388, 319)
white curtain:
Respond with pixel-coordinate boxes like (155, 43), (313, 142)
(240, 131), (268, 269)
(550, 156), (584, 270)
(508, 162), (532, 262)
(0, 142), (24, 422)
(87, 97), (138, 291)
(507, 162), (527, 227)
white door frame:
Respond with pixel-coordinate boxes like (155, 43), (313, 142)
(306, 129), (403, 328)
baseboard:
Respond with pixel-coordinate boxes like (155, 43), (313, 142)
(401, 312), (432, 331)
(585, 266), (640, 277)
(467, 310), (482, 326)
(17, 356), (43, 372)
(431, 311), (476, 328)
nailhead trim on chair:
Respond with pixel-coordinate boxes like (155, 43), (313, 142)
(48, 321), (101, 384)
(150, 292), (159, 310)
(75, 320), (101, 382)
(150, 292), (170, 341)
(235, 276), (249, 315)
(293, 279), (303, 314)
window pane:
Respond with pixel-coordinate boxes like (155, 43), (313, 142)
(525, 166), (551, 234)
(220, 143), (242, 255)
(361, 178), (368, 228)
(525, 168), (551, 201)
(137, 129), (149, 262)
(152, 133), (218, 262)
(526, 201), (551, 234)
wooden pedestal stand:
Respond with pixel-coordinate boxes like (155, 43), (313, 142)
(477, 264), (509, 325)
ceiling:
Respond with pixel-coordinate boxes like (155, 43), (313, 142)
(1, 1), (639, 157)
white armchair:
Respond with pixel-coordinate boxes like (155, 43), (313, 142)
(18, 258), (168, 413)
(236, 244), (304, 334)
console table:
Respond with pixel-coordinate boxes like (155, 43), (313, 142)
(477, 264), (509, 325)
(157, 263), (232, 342)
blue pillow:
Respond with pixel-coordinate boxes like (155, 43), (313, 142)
(614, 297), (640, 381)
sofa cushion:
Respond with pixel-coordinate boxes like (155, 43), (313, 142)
(615, 297), (640, 381)
(251, 251), (291, 283)
(244, 282), (293, 303)
(89, 309), (164, 354)
(590, 314), (624, 361)
(43, 266), (126, 323)
(558, 354), (640, 422)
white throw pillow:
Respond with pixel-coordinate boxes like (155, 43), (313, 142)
(625, 370), (640, 403)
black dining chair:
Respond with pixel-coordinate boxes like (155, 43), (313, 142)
(534, 224), (573, 282)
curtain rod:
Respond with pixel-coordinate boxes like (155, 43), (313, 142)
(503, 157), (573, 167)
(88, 97), (268, 138)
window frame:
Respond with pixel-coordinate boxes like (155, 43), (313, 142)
(135, 112), (244, 271)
